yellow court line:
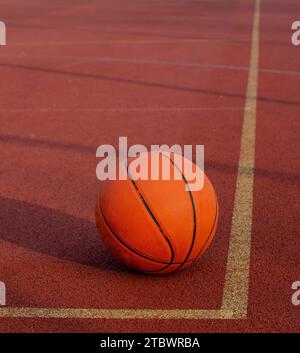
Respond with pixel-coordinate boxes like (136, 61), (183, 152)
(0, 0), (260, 320)
(0, 308), (233, 320)
(221, 0), (260, 319)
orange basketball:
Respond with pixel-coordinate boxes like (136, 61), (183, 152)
(95, 152), (219, 274)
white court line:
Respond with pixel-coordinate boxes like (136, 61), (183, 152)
(1, 53), (297, 77)
(0, 107), (250, 113)
(11, 38), (252, 47)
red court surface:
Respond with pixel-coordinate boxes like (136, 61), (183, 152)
(0, 0), (299, 332)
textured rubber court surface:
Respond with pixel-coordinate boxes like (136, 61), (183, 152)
(0, 0), (299, 332)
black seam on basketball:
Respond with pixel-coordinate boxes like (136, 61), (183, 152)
(126, 165), (175, 271)
(98, 202), (174, 266)
(97, 188), (206, 272)
(193, 196), (218, 261)
(168, 156), (219, 264)
(99, 203), (195, 270)
(167, 156), (197, 271)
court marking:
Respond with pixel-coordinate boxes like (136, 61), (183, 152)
(0, 0), (260, 320)
(221, 0), (260, 319)
(11, 37), (253, 47)
(1, 53), (297, 77)
(0, 107), (250, 113)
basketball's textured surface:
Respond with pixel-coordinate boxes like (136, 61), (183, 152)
(95, 152), (219, 274)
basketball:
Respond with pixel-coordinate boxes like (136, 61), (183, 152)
(95, 152), (219, 274)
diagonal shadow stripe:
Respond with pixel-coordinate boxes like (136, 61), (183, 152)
(0, 134), (299, 184)
(0, 63), (299, 107)
(4, 53), (300, 77)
